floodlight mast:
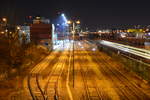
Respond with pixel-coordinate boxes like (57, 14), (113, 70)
(60, 13), (69, 49)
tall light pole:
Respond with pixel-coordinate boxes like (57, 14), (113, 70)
(67, 20), (80, 34)
(67, 20), (80, 88)
(73, 27), (75, 88)
(61, 13), (68, 49)
(2, 18), (8, 36)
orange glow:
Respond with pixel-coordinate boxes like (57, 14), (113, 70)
(76, 20), (80, 24)
(2, 18), (7, 22)
(67, 20), (72, 24)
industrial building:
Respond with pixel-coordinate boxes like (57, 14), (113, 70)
(30, 17), (52, 48)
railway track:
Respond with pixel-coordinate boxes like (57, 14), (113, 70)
(79, 50), (112, 100)
(90, 52), (150, 100)
(74, 42), (104, 100)
(27, 52), (63, 100)
(80, 67), (102, 100)
(28, 74), (45, 100)
(84, 40), (131, 99)
(91, 53), (131, 100)
(43, 58), (66, 100)
(43, 48), (72, 100)
(84, 40), (150, 99)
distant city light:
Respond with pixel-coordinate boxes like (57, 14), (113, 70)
(17, 26), (21, 30)
(22, 31), (25, 34)
(5, 29), (8, 32)
(78, 42), (81, 46)
(98, 30), (102, 33)
(92, 48), (96, 51)
(120, 32), (127, 38)
(1, 31), (4, 34)
(36, 16), (41, 20)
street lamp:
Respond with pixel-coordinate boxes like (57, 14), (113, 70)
(67, 20), (81, 34)
(5, 29), (8, 33)
(67, 20), (72, 33)
(2, 18), (8, 33)
(2, 18), (7, 22)
(17, 26), (21, 30)
(76, 20), (80, 24)
(67, 20), (72, 24)
(67, 20), (80, 88)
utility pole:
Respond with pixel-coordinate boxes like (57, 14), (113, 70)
(63, 29), (64, 49)
(67, 20), (80, 88)
(73, 28), (75, 88)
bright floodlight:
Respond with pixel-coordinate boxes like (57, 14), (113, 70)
(61, 13), (68, 25)
(61, 13), (65, 17)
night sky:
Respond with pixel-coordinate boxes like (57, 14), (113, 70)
(1, 0), (150, 29)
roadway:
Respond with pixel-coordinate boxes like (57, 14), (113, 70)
(9, 40), (150, 100)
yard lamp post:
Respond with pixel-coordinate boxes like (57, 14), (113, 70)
(67, 20), (80, 88)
